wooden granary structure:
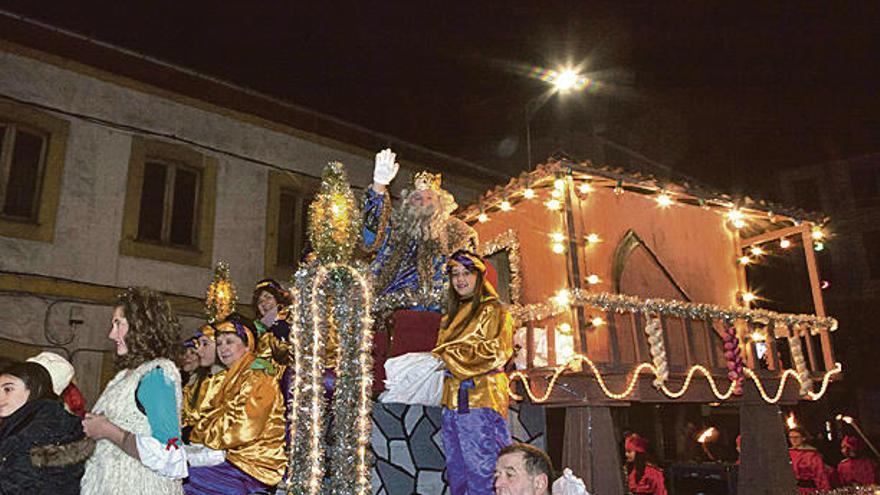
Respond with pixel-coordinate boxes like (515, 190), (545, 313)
(459, 159), (841, 494)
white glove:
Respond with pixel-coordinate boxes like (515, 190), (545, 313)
(552, 468), (589, 495)
(184, 443), (226, 467)
(373, 148), (400, 186)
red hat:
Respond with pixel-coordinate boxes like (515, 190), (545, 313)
(626, 434), (649, 454)
(842, 435), (865, 453)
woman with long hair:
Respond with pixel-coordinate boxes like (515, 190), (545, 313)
(185, 315), (285, 494)
(80, 287), (188, 494)
(0, 361), (89, 494)
(624, 434), (667, 495)
(432, 250), (514, 495)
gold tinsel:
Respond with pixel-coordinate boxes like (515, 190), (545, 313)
(204, 261), (236, 323)
(307, 162), (362, 265)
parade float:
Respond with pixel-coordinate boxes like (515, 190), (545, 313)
(286, 157), (850, 495)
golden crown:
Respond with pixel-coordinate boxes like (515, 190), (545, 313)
(413, 171), (442, 191)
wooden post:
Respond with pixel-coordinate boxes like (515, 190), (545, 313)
(800, 225), (836, 369)
(738, 391), (797, 494)
(562, 406), (625, 495)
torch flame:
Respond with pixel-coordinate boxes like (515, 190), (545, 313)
(786, 412), (798, 430)
(697, 427), (717, 444)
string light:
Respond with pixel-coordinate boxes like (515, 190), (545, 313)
(811, 227), (825, 241)
(523, 188), (536, 199)
(508, 353), (841, 404)
(780, 238), (792, 249)
(726, 209), (746, 229)
(557, 322), (573, 335)
(477, 212), (489, 223)
(750, 246), (765, 257)
(741, 291), (757, 303)
(554, 178), (566, 190)
(551, 188), (563, 199)
(586, 274), (601, 285)
(750, 329), (766, 342)
(656, 193), (674, 208)
(545, 199), (562, 210)
(552, 288), (571, 307)
(590, 316), (605, 327)
(550, 231), (566, 254)
(578, 182), (594, 194)
(500, 200), (512, 212)
(738, 255), (752, 265)
(585, 233), (601, 244)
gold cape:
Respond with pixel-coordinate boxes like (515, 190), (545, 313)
(189, 352), (286, 485)
(432, 288), (514, 417)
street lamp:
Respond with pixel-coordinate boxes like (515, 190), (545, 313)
(525, 67), (590, 169)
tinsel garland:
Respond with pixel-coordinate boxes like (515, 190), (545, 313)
(722, 324), (745, 395)
(324, 263), (374, 495)
(286, 262), (326, 495)
(479, 229), (523, 304)
(809, 485), (880, 495)
(643, 313), (668, 388)
(511, 289), (838, 336)
(204, 260), (236, 323)
(787, 326), (814, 396)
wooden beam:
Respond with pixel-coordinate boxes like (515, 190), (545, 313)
(562, 406), (625, 495)
(738, 399), (797, 493)
(800, 226), (836, 369)
(740, 225), (805, 247)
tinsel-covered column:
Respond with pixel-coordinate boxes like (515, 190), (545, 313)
(722, 322), (745, 395)
(286, 162), (374, 495)
(643, 312), (668, 388)
(787, 324), (813, 396)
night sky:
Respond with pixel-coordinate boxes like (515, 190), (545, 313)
(5, 1), (879, 196)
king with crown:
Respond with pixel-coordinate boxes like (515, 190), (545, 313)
(363, 149), (478, 388)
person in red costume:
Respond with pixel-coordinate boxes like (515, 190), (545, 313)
(625, 434), (667, 495)
(837, 435), (878, 486)
(788, 427), (832, 493)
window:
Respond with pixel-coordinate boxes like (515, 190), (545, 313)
(264, 170), (319, 280)
(120, 137), (216, 267)
(862, 230), (880, 279)
(0, 101), (69, 242)
(136, 160), (201, 247)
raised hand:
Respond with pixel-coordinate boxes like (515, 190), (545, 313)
(373, 148), (400, 187)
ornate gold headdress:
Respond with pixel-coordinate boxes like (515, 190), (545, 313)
(413, 171), (442, 191)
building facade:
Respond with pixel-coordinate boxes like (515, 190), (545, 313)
(0, 22), (497, 404)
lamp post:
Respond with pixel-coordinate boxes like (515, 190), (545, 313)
(525, 68), (590, 169)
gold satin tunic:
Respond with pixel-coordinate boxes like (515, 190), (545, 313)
(189, 352), (286, 486)
(432, 293), (514, 418)
(182, 369), (224, 428)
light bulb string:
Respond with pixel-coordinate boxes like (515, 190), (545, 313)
(508, 354), (842, 404)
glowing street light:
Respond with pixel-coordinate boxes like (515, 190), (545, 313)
(526, 66), (590, 169)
